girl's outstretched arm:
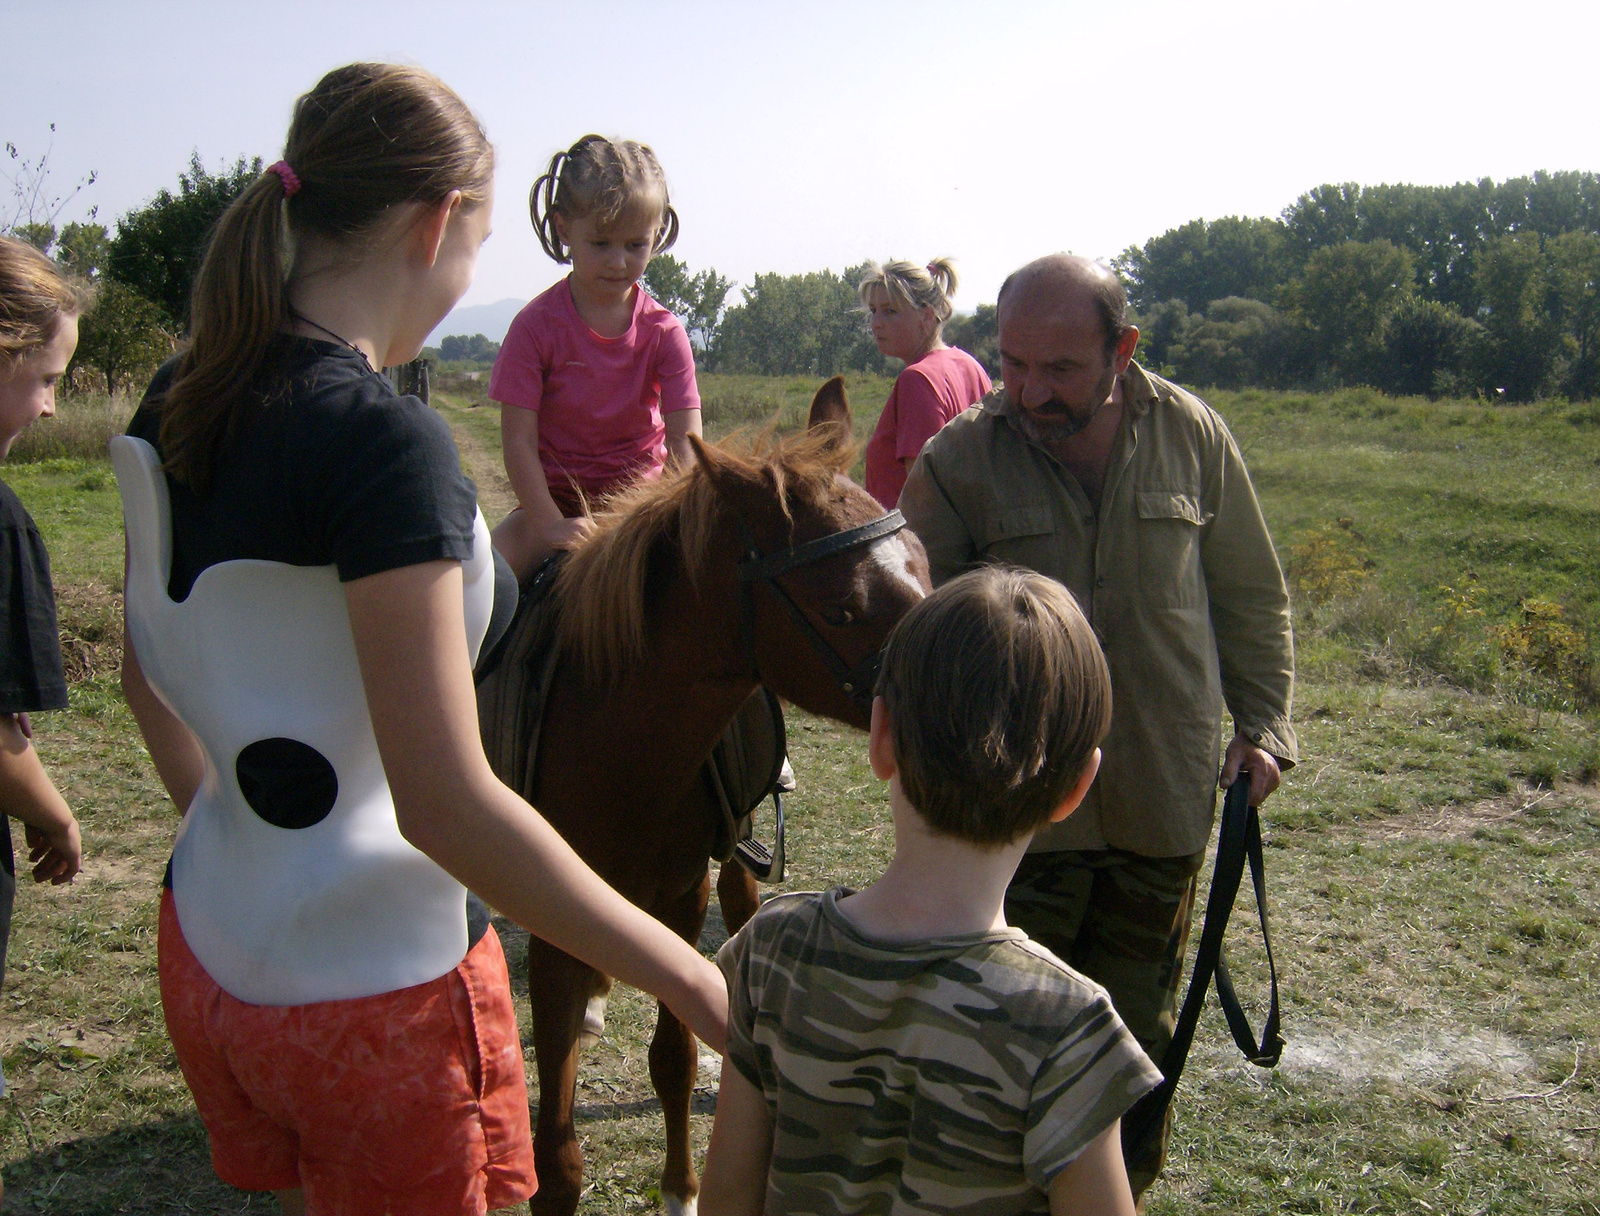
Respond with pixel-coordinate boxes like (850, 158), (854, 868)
(495, 405), (593, 577)
(700, 1061), (774, 1216)
(664, 407), (702, 468)
(1048, 1121), (1138, 1216)
(344, 558), (727, 1050)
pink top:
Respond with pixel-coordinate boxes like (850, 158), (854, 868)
(864, 346), (992, 508)
(489, 278), (701, 498)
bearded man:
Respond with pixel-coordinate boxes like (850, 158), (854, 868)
(899, 253), (1297, 1200)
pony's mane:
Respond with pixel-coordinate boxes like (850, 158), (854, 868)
(555, 425), (857, 686)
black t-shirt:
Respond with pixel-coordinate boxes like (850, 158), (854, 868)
(132, 339), (496, 945)
(129, 339), (478, 599)
(1, 476), (70, 994)
(0, 478), (69, 716)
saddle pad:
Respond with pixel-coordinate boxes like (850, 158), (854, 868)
(476, 554), (567, 797)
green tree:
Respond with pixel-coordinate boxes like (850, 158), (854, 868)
(643, 254), (732, 353)
(1376, 298), (1482, 398)
(943, 303), (998, 376)
(1115, 215), (1289, 311)
(1472, 233), (1560, 401)
(108, 154), (261, 327)
(71, 279), (173, 393)
(438, 333), (500, 363)
(709, 266), (884, 376)
(1548, 230), (1600, 399)
(1166, 297), (1295, 389)
(1130, 298), (1195, 376)
(1284, 240), (1416, 384)
(54, 220), (111, 278)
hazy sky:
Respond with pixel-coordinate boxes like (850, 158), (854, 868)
(7, 0), (1599, 314)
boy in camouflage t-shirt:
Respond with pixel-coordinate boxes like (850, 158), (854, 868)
(702, 568), (1161, 1216)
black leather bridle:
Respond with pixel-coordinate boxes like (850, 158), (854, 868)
(733, 509), (908, 713)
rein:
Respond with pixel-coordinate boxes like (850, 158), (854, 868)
(733, 509), (906, 713)
(1121, 772), (1284, 1162)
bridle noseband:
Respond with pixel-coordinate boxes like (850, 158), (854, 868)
(734, 509), (907, 713)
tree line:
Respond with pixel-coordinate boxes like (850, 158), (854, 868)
(8, 147), (1595, 402)
(1118, 173), (1600, 401)
(4, 152), (260, 394)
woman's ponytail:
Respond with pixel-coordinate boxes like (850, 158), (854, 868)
(157, 63), (493, 493)
(159, 172), (291, 490)
(856, 257), (961, 323)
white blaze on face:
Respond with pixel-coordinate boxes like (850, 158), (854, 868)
(871, 534), (925, 599)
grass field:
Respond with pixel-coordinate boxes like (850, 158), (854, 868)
(0, 375), (1596, 1214)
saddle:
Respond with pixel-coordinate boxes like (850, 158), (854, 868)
(476, 554), (787, 881)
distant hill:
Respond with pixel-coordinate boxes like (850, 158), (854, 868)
(427, 297), (527, 346)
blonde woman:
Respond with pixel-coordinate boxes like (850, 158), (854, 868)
(859, 258), (991, 508)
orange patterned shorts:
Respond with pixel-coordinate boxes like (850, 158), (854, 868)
(158, 891), (536, 1214)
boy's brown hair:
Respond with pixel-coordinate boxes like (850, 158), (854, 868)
(875, 566), (1111, 846)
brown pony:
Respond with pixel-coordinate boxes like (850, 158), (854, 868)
(486, 382), (929, 1216)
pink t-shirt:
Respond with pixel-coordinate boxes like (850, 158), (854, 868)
(864, 346), (992, 508)
(489, 278), (701, 498)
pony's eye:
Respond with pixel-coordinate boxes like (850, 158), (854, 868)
(821, 605), (857, 627)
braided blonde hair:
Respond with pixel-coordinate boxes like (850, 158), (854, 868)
(529, 135), (679, 264)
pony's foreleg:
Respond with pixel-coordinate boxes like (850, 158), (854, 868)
(716, 861), (761, 936)
(526, 937), (606, 1216)
(650, 870), (713, 1216)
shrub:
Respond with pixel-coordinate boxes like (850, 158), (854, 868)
(7, 391), (136, 463)
(1288, 518), (1372, 608)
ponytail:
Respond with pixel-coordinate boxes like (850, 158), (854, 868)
(159, 173), (291, 487)
(159, 63), (494, 492)
(528, 146), (572, 263)
(856, 257), (961, 323)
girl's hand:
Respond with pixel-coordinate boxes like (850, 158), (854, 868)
(541, 513), (595, 552)
(25, 817), (81, 885)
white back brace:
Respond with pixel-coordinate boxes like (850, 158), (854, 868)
(113, 435), (494, 1005)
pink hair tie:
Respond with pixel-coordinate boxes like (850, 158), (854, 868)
(269, 161), (302, 198)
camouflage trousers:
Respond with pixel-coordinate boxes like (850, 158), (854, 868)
(1004, 846), (1205, 1199)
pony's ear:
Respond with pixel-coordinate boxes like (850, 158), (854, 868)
(691, 432), (757, 502)
(688, 432), (716, 471)
(807, 376), (852, 435)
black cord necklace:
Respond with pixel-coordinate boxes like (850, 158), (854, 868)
(289, 308), (376, 373)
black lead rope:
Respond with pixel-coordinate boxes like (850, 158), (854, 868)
(1121, 772), (1284, 1162)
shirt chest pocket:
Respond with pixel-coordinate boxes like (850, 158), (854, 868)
(981, 506), (1056, 568)
(1136, 490), (1209, 608)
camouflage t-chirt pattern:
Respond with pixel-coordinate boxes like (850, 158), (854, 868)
(718, 888), (1162, 1215)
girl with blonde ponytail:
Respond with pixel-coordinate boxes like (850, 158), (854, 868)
(857, 257), (992, 508)
(118, 64), (726, 1214)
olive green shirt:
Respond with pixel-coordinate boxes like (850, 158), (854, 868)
(900, 362), (1296, 856)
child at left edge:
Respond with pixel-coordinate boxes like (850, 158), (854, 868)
(488, 134), (701, 580)
(0, 236), (89, 1153)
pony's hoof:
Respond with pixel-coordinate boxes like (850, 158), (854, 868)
(578, 991), (609, 1049)
(663, 1193), (698, 1216)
